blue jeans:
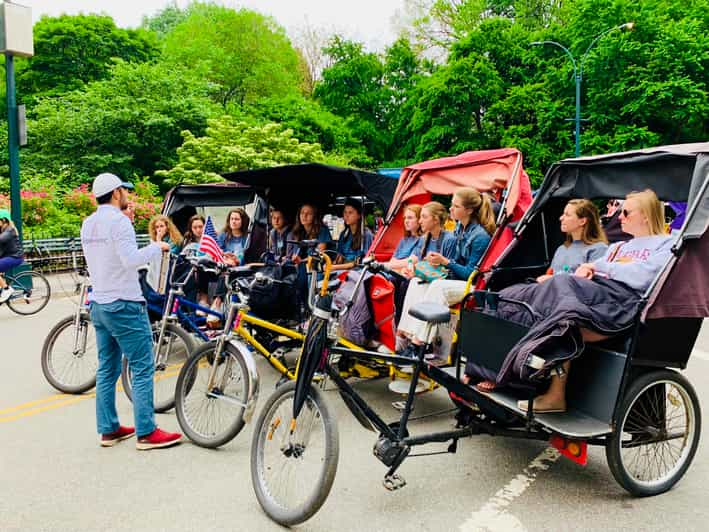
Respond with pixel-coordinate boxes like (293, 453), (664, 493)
(0, 256), (23, 273)
(89, 300), (155, 437)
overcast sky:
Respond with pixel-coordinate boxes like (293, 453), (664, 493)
(19, 0), (408, 51)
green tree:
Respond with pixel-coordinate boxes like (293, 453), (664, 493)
(141, 1), (190, 39)
(162, 3), (304, 107)
(156, 115), (331, 186)
(20, 61), (218, 188)
(16, 14), (158, 99)
(249, 95), (372, 167)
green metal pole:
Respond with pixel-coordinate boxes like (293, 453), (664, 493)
(5, 52), (22, 241)
(575, 73), (581, 157)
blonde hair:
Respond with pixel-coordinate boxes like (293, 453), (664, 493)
(422, 201), (448, 228)
(564, 199), (607, 246)
(626, 189), (666, 236)
(454, 187), (496, 236)
(402, 204), (422, 238)
(148, 215), (182, 246)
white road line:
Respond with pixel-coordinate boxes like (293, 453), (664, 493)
(460, 447), (561, 532)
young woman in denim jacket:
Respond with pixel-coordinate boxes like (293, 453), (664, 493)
(397, 188), (496, 355)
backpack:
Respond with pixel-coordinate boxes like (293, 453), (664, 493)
(247, 262), (298, 320)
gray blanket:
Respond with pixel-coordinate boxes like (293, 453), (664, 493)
(493, 275), (640, 386)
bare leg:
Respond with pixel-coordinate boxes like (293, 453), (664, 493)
(0, 274), (7, 290)
(522, 360), (570, 412)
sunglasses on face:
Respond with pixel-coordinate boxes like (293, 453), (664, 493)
(621, 209), (633, 217)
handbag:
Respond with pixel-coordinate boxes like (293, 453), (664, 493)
(413, 260), (447, 283)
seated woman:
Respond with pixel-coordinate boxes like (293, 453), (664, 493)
(149, 215), (183, 254)
(536, 199), (608, 283)
(218, 208), (250, 265)
(286, 203), (331, 260)
(470, 190), (673, 414)
(386, 204), (422, 271)
(332, 197), (374, 271)
(0, 209), (23, 303)
(286, 203), (332, 309)
(267, 208), (291, 263)
(177, 214), (213, 312)
(397, 189), (495, 354)
(146, 215), (183, 292)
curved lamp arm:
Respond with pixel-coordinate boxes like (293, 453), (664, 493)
(530, 40), (578, 78)
(579, 22), (634, 78)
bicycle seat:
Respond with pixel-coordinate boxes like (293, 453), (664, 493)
(408, 302), (450, 324)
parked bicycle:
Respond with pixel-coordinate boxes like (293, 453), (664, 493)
(41, 240), (96, 393)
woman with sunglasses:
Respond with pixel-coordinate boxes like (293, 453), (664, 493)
(471, 190), (673, 412)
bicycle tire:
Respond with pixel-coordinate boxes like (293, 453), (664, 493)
(175, 340), (250, 448)
(606, 369), (701, 496)
(7, 271), (51, 315)
(41, 314), (97, 394)
(121, 322), (195, 413)
(251, 381), (339, 526)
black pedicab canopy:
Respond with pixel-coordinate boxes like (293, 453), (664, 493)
(513, 142), (709, 320)
(221, 163), (398, 213)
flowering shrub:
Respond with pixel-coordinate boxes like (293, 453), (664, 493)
(1, 177), (164, 237)
(63, 184), (97, 219)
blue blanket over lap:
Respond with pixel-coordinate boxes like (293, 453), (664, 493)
(492, 275), (640, 386)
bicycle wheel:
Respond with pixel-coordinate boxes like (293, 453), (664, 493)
(7, 271), (51, 315)
(251, 381), (339, 526)
(175, 340), (250, 448)
(41, 315), (97, 394)
(121, 322), (195, 413)
(606, 369), (701, 496)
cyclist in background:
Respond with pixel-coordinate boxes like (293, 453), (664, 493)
(0, 209), (23, 303)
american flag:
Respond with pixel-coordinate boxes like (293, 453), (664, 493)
(198, 216), (225, 262)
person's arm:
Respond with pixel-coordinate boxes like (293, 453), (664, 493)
(594, 239), (672, 292)
(113, 217), (164, 269)
(447, 231), (490, 281)
(0, 228), (14, 246)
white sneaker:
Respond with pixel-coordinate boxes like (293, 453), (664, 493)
(0, 287), (15, 303)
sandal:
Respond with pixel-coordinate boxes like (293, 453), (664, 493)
(517, 399), (566, 414)
(474, 380), (496, 393)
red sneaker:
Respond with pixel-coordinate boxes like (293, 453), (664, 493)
(100, 425), (136, 447)
(136, 427), (182, 450)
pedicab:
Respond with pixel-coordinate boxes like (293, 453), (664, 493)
(249, 142), (708, 526)
(369, 149), (533, 391)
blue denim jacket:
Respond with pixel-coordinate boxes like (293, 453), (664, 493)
(411, 231), (456, 261)
(446, 222), (491, 281)
(336, 227), (374, 263)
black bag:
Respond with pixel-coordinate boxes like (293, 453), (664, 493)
(247, 262), (298, 320)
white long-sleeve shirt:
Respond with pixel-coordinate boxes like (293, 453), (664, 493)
(81, 205), (162, 304)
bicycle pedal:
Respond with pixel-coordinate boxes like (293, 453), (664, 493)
(382, 474), (406, 491)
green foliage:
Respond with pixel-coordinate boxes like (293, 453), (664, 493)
(248, 95), (372, 167)
(19, 61), (218, 189)
(141, 1), (190, 39)
(162, 3), (304, 107)
(156, 115), (332, 186)
(16, 14), (158, 100)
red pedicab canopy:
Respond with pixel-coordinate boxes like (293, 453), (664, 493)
(370, 148), (533, 265)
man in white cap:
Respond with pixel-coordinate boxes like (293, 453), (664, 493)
(81, 173), (182, 450)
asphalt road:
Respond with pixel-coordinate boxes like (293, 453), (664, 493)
(2, 281), (709, 531)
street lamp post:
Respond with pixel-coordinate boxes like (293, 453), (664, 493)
(531, 22), (634, 157)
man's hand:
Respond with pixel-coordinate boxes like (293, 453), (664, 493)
(574, 263), (595, 280)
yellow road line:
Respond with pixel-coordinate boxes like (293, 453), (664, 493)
(0, 393), (74, 416)
(0, 367), (184, 424)
(0, 394), (93, 423)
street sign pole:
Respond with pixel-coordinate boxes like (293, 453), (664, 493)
(5, 51), (22, 240)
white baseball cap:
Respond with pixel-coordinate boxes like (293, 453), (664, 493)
(92, 173), (134, 198)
